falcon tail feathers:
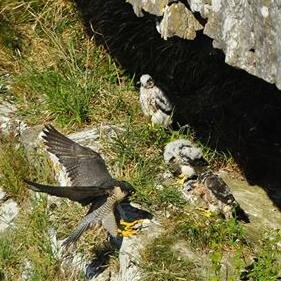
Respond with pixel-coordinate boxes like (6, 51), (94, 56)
(62, 221), (90, 247)
(62, 206), (103, 247)
(23, 179), (112, 205)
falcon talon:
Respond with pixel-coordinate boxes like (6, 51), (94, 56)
(120, 219), (144, 229)
(177, 173), (188, 185)
(120, 229), (138, 237)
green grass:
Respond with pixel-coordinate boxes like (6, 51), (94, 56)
(141, 211), (281, 280)
(0, 198), (63, 281)
(108, 124), (189, 208)
(246, 231), (281, 281)
(0, 134), (55, 201)
(142, 235), (202, 281)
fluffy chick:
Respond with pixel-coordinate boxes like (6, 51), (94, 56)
(139, 74), (173, 127)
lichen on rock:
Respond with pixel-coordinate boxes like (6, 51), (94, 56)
(157, 2), (203, 40)
(127, 0), (281, 90)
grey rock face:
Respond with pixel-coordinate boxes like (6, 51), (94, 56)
(127, 0), (281, 90)
(118, 220), (162, 281)
(157, 2), (203, 40)
(220, 172), (281, 235)
(126, 0), (169, 17)
(0, 198), (19, 232)
(0, 188), (7, 203)
(0, 101), (27, 135)
(199, 0), (281, 90)
(19, 260), (33, 281)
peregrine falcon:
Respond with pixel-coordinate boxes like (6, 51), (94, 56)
(164, 139), (208, 183)
(183, 171), (249, 221)
(24, 125), (138, 247)
(139, 74), (173, 127)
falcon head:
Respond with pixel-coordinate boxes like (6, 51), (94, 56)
(140, 74), (155, 89)
(118, 181), (135, 196)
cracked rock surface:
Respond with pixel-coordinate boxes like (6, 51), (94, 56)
(127, 0), (281, 90)
(0, 196), (19, 232)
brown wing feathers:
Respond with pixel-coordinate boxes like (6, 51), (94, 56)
(41, 125), (113, 187)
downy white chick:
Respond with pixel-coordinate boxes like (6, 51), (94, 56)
(139, 74), (173, 127)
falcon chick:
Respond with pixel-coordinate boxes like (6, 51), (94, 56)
(164, 139), (208, 183)
(183, 171), (249, 221)
(24, 125), (139, 247)
(139, 74), (173, 127)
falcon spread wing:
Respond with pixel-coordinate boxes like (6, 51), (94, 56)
(42, 125), (114, 187)
(24, 125), (117, 205)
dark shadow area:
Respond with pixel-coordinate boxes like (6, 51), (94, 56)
(73, 0), (281, 209)
(86, 247), (113, 279)
(85, 202), (153, 279)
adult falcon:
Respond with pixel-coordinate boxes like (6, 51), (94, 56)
(24, 125), (138, 247)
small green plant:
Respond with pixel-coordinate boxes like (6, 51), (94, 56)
(0, 235), (19, 279)
(176, 214), (246, 250)
(142, 235), (202, 281)
(0, 135), (54, 201)
(247, 231), (281, 281)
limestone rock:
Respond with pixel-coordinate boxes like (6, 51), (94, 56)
(127, 0), (281, 90)
(157, 2), (203, 40)
(0, 198), (19, 232)
(199, 0), (281, 90)
(118, 219), (162, 281)
(126, 0), (169, 17)
(0, 101), (27, 136)
(19, 260), (33, 281)
(220, 171), (281, 237)
(0, 188), (7, 203)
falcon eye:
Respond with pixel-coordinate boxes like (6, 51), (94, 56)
(145, 78), (154, 86)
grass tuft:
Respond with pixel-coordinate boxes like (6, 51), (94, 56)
(142, 235), (202, 281)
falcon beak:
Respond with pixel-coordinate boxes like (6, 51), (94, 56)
(119, 181), (135, 196)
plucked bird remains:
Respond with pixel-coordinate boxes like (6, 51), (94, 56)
(139, 74), (173, 127)
(24, 125), (139, 247)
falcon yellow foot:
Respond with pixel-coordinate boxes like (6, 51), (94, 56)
(118, 219), (144, 237)
(119, 228), (138, 237)
(177, 173), (187, 185)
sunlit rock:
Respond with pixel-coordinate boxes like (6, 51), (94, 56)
(0, 198), (19, 232)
